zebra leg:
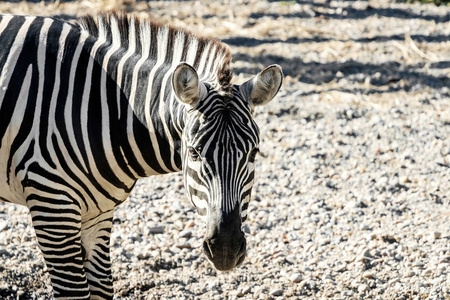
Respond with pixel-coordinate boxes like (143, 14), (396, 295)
(81, 210), (115, 300)
(28, 198), (90, 299)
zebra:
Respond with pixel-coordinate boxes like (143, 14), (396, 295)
(0, 12), (283, 299)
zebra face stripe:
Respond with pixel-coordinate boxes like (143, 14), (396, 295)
(181, 86), (258, 271)
(172, 59), (282, 271)
(182, 87), (259, 221)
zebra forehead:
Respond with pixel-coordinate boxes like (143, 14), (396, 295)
(194, 87), (251, 115)
(186, 103), (259, 149)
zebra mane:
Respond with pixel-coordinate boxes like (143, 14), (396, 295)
(77, 11), (233, 93)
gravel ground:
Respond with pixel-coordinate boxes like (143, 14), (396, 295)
(0, 0), (449, 299)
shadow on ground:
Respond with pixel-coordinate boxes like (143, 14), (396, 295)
(226, 1), (449, 95)
(266, 0), (450, 23)
(232, 53), (450, 94)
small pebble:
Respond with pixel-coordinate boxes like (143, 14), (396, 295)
(16, 289), (25, 297)
(289, 273), (302, 283)
(269, 288), (284, 296)
(358, 284), (370, 293)
(237, 286), (251, 297)
(178, 230), (192, 238)
(304, 242), (315, 252)
(148, 226), (165, 234)
(0, 221), (7, 232)
(405, 271), (415, 277)
(335, 264), (347, 272)
(395, 254), (403, 261)
(184, 221), (195, 229)
(176, 243), (191, 249)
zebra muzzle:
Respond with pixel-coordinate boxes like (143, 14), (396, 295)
(203, 233), (247, 271)
(202, 205), (247, 271)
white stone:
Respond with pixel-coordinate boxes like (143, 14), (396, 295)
(269, 288), (284, 296)
(289, 273), (302, 283)
(358, 284), (370, 293)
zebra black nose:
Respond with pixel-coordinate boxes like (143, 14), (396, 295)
(203, 232), (246, 271)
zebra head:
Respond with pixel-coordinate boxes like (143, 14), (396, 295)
(172, 63), (283, 271)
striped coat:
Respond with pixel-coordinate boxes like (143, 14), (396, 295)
(0, 12), (282, 299)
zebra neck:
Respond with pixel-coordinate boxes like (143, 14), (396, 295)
(78, 12), (233, 178)
(98, 54), (185, 178)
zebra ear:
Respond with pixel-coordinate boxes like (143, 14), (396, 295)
(172, 63), (205, 107)
(241, 65), (283, 107)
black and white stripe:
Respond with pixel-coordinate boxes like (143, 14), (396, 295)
(181, 87), (260, 222)
(0, 11), (282, 299)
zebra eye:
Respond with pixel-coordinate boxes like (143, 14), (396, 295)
(188, 147), (200, 161)
(249, 147), (259, 163)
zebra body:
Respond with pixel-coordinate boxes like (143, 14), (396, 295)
(0, 12), (282, 299)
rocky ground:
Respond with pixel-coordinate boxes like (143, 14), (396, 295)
(0, 0), (449, 299)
